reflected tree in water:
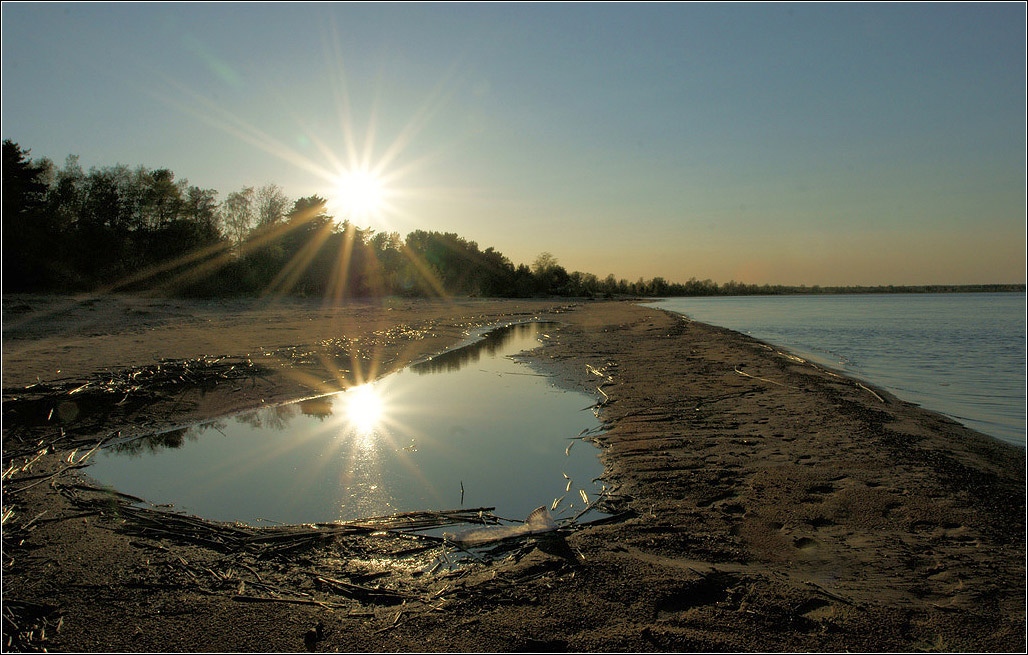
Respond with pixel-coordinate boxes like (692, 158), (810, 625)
(109, 425), (207, 457)
(299, 397), (334, 420)
(235, 404), (297, 431)
(411, 323), (551, 375)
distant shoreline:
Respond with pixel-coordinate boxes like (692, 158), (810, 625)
(654, 282), (1026, 297)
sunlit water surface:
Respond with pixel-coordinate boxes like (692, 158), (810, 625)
(654, 293), (1026, 447)
(85, 323), (606, 525)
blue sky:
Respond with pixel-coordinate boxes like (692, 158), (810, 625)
(2, 2), (1024, 285)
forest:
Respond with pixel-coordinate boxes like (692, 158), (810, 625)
(3, 141), (1022, 299)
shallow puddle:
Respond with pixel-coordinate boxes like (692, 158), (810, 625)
(85, 322), (607, 526)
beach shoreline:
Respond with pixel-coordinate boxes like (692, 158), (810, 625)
(3, 295), (1024, 652)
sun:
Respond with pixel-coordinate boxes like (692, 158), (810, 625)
(345, 383), (383, 435)
(334, 169), (385, 220)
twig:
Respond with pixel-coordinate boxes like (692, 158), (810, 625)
(238, 562), (263, 583)
(314, 576), (410, 605)
(373, 611), (405, 634)
(856, 382), (885, 403)
(231, 595), (341, 608)
(734, 366), (796, 389)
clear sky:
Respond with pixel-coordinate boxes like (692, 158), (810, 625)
(2, 2), (1025, 286)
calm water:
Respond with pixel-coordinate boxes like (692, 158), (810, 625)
(85, 322), (606, 525)
(653, 293), (1026, 447)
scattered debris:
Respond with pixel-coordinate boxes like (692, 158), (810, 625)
(2, 600), (63, 653)
(2, 355), (269, 460)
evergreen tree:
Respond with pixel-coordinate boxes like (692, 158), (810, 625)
(2, 140), (58, 290)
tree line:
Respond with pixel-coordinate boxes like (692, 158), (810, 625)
(0, 139), (677, 298)
(3, 141), (1022, 298)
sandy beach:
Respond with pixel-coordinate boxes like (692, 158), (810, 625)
(2, 295), (1024, 652)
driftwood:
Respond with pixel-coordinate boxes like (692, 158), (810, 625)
(231, 594), (345, 609)
(56, 482), (509, 563)
(856, 382), (886, 403)
(734, 366), (797, 389)
(313, 575), (411, 605)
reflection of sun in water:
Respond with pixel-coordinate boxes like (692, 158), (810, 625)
(334, 169), (385, 220)
(345, 383), (383, 436)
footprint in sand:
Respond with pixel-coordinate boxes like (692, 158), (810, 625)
(794, 537), (819, 552)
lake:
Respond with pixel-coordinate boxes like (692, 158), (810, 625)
(653, 293), (1026, 448)
(84, 322), (607, 526)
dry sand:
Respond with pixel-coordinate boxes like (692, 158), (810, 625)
(2, 294), (1024, 652)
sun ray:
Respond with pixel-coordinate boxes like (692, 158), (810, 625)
(325, 222), (360, 304)
(259, 223), (335, 299)
(144, 71), (337, 184)
(292, 115), (347, 174)
(360, 83), (383, 172)
(322, 12), (361, 170)
(88, 238), (234, 297)
(398, 245), (451, 299)
(315, 349), (355, 395)
(372, 59), (463, 177)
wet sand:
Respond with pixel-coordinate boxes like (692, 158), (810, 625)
(2, 295), (1024, 652)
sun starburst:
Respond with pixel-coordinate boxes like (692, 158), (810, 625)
(334, 169), (385, 221)
(345, 383), (383, 435)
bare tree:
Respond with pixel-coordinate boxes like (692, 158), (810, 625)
(254, 183), (288, 228)
(221, 186), (254, 246)
(532, 251), (559, 275)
